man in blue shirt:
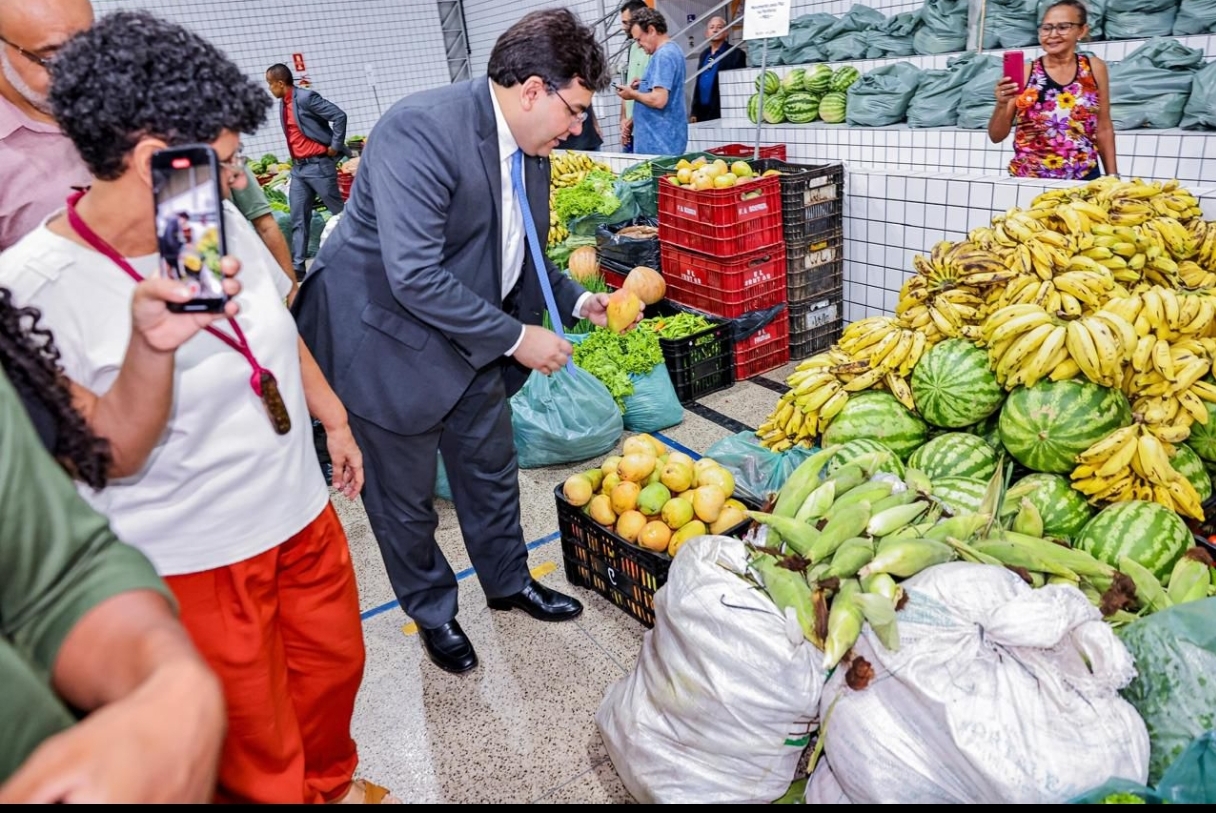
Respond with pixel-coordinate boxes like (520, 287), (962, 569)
(691, 16), (747, 122)
(617, 8), (686, 156)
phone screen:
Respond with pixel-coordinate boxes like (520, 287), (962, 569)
(1004, 50), (1025, 93)
(152, 145), (229, 313)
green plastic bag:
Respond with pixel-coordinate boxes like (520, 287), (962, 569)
(1066, 777), (1167, 803)
(846, 62), (922, 126)
(778, 13), (837, 65)
(955, 55), (1005, 129)
(983, 0), (1041, 48)
(1069, 733), (1216, 804)
(1108, 39), (1204, 131)
(435, 453), (452, 501)
(913, 0), (968, 55)
(1106, 0), (1177, 40)
(273, 209), (328, 258)
(1175, 0), (1216, 34)
(907, 52), (991, 128)
(1117, 598), (1216, 784)
(622, 363), (683, 433)
(510, 367), (623, 469)
(865, 12), (920, 58)
(705, 431), (817, 505)
(1181, 61), (1216, 130)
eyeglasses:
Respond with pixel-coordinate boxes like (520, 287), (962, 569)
(1039, 22), (1082, 34)
(549, 87), (588, 124)
(0, 34), (56, 69)
(219, 149), (246, 177)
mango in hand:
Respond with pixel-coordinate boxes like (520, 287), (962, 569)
(606, 288), (642, 334)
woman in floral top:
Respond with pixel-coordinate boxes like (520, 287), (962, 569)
(988, 0), (1117, 180)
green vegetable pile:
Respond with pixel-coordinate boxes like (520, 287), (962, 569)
(553, 170), (620, 222)
(621, 162), (653, 181)
(1100, 792), (1150, 804)
(573, 327), (664, 411)
(641, 312), (716, 340)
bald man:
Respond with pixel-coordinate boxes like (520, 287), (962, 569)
(0, 0), (94, 249)
(690, 15), (746, 123)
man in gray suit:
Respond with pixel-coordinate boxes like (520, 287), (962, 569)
(293, 9), (615, 674)
(265, 64), (349, 281)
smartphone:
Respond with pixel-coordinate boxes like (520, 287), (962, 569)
(1003, 50), (1025, 93)
(151, 144), (229, 313)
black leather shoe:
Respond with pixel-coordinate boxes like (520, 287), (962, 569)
(487, 579), (583, 622)
(419, 620), (477, 673)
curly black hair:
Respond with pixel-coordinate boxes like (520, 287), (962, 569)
(0, 288), (111, 489)
(488, 8), (611, 92)
(48, 10), (271, 180)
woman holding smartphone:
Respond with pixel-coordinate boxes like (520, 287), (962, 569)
(0, 11), (397, 806)
(988, 0), (1117, 180)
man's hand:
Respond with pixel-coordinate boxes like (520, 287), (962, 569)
(512, 325), (573, 375)
(326, 147), (338, 158)
(616, 85), (635, 102)
(620, 117), (633, 143)
(324, 421), (364, 499)
(131, 256), (242, 353)
(581, 293), (643, 331)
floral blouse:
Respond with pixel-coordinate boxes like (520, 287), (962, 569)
(1009, 54), (1101, 180)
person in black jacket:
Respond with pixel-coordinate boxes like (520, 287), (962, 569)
(690, 16), (747, 123)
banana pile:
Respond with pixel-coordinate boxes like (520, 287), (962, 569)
(547, 190), (569, 248)
(898, 240), (1017, 342)
(547, 151), (615, 248)
(1072, 422), (1205, 519)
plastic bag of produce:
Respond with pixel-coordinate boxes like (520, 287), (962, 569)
(907, 52), (992, 128)
(1105, 0), (1177, 40)
(1066, 778), (1166, 804)
(595, 218), (659, 277)
(982, 0), (1041, 48)
(821, 3), (886, 39)
(622, 362), (683, 433)
(823, 31), (872, 62)
(846, 62), (922, 126)
(596, 535), (825, 804)
(747, 37), (785, 67)
(434, 452), (452, 501)
(704, 431), (817, 505)
(865, 11), (920, 58)
(1174, 0), (1216, 34)
(820, 562), (1150, 803)
(1107, 39), (1204, 130)
(1116, 598), (1216, 785)
(273, 209), (328, 258)
(914, 0), (969, 55)
(1156, 731), (1216, 804)
(1180, 60), (1216, 129)
(779, 13), (837, 65)
(1037, 0), (1107, 39)
(509, 366), (623, 469)
(955, 54), (1005, 129)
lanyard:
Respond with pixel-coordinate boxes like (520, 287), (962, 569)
(64, 189), (291, 435)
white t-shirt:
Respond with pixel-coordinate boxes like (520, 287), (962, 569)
(0, 201), (328, 576)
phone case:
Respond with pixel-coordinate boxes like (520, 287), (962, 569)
(1004, 51), (1025, 92)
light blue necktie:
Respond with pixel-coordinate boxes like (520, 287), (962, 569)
(510, 148), (575, 374)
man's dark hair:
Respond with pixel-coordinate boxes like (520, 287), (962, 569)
(49, 11), (271, 181)
(1042, 0), (1088, 24)
(266, 63), (293, 84)
(619, 0), (648, 14)
(630, 8), (668, 36)
(488, 8), (611, 92)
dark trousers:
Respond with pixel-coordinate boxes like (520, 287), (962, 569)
(348, 366), (530, 629)
(288, 157), (345, 272)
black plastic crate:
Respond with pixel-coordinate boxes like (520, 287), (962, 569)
(789, 259), (844, 305)
(785, 208), (845, 249)
(652, 300), (735, 403)
(783, 197), (843, 231)
(556, 485), (755, 627)
(750, 158), (844, 211)
(789, 297), (843, 360)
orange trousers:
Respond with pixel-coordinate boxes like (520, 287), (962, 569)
(165, 503), (365, 804)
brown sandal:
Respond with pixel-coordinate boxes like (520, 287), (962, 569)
(329, 778), (402, 804)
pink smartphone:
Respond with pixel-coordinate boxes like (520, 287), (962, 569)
(1003, 50), (1025, 92)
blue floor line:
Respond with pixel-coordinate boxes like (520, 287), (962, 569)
(652, 431), (702, 461)
(358, 530), (563, 621)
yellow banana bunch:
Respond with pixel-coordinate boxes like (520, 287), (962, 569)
(549, 150), (611, 186)
(757, 350), (854, 450)
(1071, 422), (1205, 520)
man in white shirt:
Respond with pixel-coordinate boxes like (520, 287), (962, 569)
(293, 9), (617, 674)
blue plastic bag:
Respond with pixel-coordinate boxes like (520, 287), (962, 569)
(622, 363), (684, 433)
(1069, 732), (1216, 803)
(435, 453), (452, 501)
(705, 431), (817, 505)
(510, 367), (623, 469)
(1066, 777), (1167, 803)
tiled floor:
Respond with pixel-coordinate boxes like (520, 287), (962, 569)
(334, 362), (798, 803)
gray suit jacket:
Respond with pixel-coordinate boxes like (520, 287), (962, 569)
(281, 86), (351, 157)
(292, 79), (587, 436)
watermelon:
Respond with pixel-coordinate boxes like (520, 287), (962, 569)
(747, 93), (760, 124)
(803, 64), (833, 95)
(1075, 500), (1192, 580)
(967, 412), (1004, 452)
(931, 476), (988, 516)
(908, 433), (999, 482)
(1183, 400), (1216, 461)
(783, 92), (820, 124)
(1005, 472), (1094, 539)
(782, 68), (806, 94)
(911, 339), (1005, 428)
(998, 380), (1132, 474)
(1171, 443), (1213, 503)
(827, 438), (905, 477)
(755, 70), (780, 94)
(822, 391), (929, 461)
(762, 95), (786, 124)
(818, 92), (847, 124)
(830, 65), (861, 93)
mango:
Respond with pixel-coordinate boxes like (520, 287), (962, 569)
(694, 457), (721, 478)
(562, 473), (594, 507)
(606, 288), (642, 334)
(587, 494), (616, 527)
(710, 505), (748, 535)
(601, 455), (622, 476)
(600, 472), (621, 495)
(646, 468), (663, 486)
(615, 510), (647, 543)
(667, 451), (695, 469)
(677, 490), (695, 502)
(697, 465), (735, 499)
(692, 484), (727, 524)
(725, 498), (749, 514)
(642, 433), (667, 456)
(610, 481), (641, 515)
(661, 497), (694, 530)
(638, 482), (672, 517)
(618, 453), (656, 483)
(660, 460), (694, 493)
(668, 520), (707, 557)
(637, 520), (672, 552)
(582, 469), (604, 491)
(622, 436), (656, 458)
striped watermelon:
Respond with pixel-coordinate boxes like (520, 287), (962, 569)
(755, 70), (780, 94)
(747, 93), (760, 123)
(821, 391), (929, 461)
(830, 65), (862, 93)
(782, 68), (806, 94)
(783, 92), (820, 124)
(803, 64), (833, 94)
(762, 95), (786, 124)
(827, 438), (905, 477)
(998, 380), (1132, 474)
(1075, 500), (1192, 580)
(967, 412), (1004, 452)
(1183, 400), (1216, 461)
(911, 339), (1005, 428)
(931, 476), (988, 516)
(1007, 472), (1094, 539)
(1171, 443), (1213, 503)
(908, 433), (999, 482)
(818, 92), (848, 124)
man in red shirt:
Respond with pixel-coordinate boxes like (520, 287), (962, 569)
(265, 64), (349, 281)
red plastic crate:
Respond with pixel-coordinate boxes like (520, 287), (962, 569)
(660, 242), (787, 318)
(734, 309), (790, 380)
(708, 143), (787, 160)
(338, 172), (353, 201)
(658, 175), (783, 256)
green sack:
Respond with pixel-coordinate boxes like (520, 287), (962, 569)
(510, 366), (623, 469)
(907, 52), (991, 128)
(435, 453), (452, 501)
(779, 13), (838, 65)
(1117, 598), (1216, 784)
(622, 363), (684, 433)
(865, 11), (920, 58)
(1106, 0), (1177, 40)
(956, 55), (1005, 130)
(1108, 39), (1204, 131)
(846, 62), (923, 126)
(983, 0), (1041, 48)
(705, 431), (817, 505)
(1175, 0), (1216, 34)
(1181, 60), (1216, 130)
(913, 0), (968, 55)
(1156, 731), (1216, 804)
(273, 209), (328, 258)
